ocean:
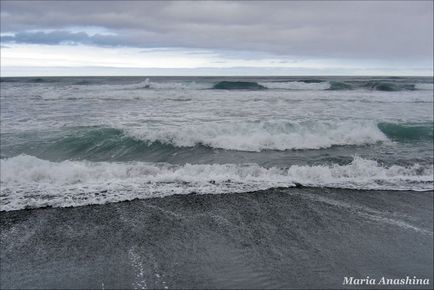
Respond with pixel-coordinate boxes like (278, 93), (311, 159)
(0, 76), (433, 288)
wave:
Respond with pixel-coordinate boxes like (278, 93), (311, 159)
(211, 80), (430, 92)
(73, 80), (93, 85)
(140, 80), (211, 90)
(25, 77), (47, 83)
(35, 127), (157, 160)
(378, 122), (433, 141)
(2, 77), (431, 92)
(254, 80), (430, 92)
(327, 81), (353, 90)
(125, 120), (389, 151)
(259, 81), (331, 90)
(0, 77), (57, 83)
(71, 80), (210, 91)
(415, 83), (434, 90)
(141, 80), (431, 92)
(298, 79), (324, 83)
(4, 126), (190, 161)
(363, 81), (415, 91)
(0, 78), (19, 83)
(4, 121), (429, 161)
(1, 155), (432, 211)
(212, 81), (267, 90)
(120, 79), (432, 92)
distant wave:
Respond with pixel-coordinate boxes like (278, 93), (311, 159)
(73, 80), (92, 85)
(415, 83), (434, 90)
(213, 80), (430, 91)
(2, 77), (432, 92)
(212, 81), (267, 90)
(0, 77), (56, 83)
(298, 79), (324, 83)
(362, 81), (416, 91)
(24, 78), (47, 83)
(209, 80), (431, 91)
(139, 80), (211, 90)
(327, 81), (353, 90)
(378, 122), (433, 141)
(259, 81), (331, 90)
(1, 155), (432, 211)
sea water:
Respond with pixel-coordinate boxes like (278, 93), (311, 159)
(1, 76), (433, 211)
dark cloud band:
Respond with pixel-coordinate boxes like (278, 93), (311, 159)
(1, 1), (433, 60)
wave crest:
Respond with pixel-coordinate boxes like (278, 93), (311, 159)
(259, 81), (331, 90)
(5, 121), (428, 161)
(126, 120), (389, 151)
(1, 155), (432, 211)
(415, 83), (434, 90)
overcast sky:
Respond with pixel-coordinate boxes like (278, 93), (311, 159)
(1, 0), (433, 76)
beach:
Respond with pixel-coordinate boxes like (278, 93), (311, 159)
(1, 187), (432, 289)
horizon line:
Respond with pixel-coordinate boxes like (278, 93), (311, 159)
(1, 75), (433, 78)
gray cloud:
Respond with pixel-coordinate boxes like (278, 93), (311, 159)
(1, 1), (433, 60)
(4, 65), (432, 77)
(0, 30), (133, 47)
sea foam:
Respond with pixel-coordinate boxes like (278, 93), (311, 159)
(1, 155), (432, 211)
(415, 83), (434, 90)
(259, 81), (331, 90)
(124, 120), (389, 151)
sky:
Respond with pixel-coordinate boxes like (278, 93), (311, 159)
(0, 0), (433, 76)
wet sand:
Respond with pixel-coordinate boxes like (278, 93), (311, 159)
(1, 187), (433, 289)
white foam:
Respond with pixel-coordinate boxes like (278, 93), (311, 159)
(27, 80), (211, 100)
(125, 120), (389, 151)
(143, 80), (211, 90)
(259, 81), (331, 90)
(1, 155), (432, 211)
(415, 83), (434, 90)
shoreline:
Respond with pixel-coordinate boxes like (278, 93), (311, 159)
(2, 184), (433, 213)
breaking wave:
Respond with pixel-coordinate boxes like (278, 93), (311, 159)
(1, 155), (432, 211)
(5, 121), (430, 161)
(259, 81), (331, 90)
(415, 83), (434, 90)
(139, 80), (211, 90)
(151, 80), (430, 92)
(2, 77), (431, 92)
(125, 120), (389, 151)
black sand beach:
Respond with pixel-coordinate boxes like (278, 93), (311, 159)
(1, 188), (432, 289)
